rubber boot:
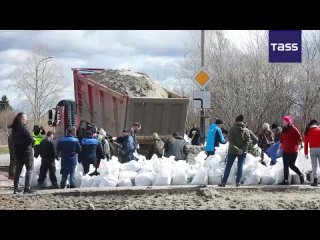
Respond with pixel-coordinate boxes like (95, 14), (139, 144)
(311, 178), (318, 187)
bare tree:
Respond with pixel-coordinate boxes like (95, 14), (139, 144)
(180, 30), (320, 135)
(0, 109), (16, 144)
(10, 44), (66, 125)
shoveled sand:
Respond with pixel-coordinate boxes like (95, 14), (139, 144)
(1, 186), (320, 210)
(89, 69), (169, 98)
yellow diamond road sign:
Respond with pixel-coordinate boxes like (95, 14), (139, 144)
(192, 67), (212, 90)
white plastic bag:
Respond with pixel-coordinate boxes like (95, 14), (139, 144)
(80, 175), (94, 188)
(244, 175), (260, 185)
(98, 177), (118, 187)
(190, 166), (208, 185)
(117, 178), (132, 187)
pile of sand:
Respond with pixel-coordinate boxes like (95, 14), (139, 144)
(89, 69), (169, 98)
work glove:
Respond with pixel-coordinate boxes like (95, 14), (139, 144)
(237, 149), (244, 155)
(305, 155), (309, 159)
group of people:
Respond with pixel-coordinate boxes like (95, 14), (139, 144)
(203, 114), (320, 187)
(8, 110), (320, 193)
(7, 112), (140, 194)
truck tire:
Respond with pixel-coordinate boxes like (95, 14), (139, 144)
(58, 100), (77, 129)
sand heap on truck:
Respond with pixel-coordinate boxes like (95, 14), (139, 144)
(89, 69), (169, 98)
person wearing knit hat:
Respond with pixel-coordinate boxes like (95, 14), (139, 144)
(282, 115), (292, 125)
(258, 122), (274, 165)
(147, 132), (165, 159)
(278, 115), (304, 185)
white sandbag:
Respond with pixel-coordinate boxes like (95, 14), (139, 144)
(98, 177), (118, 187)
(244, 175), (260, 185)
(208, 175), (221, 185)
(120, 160), (141, 172)
(259, 165), (275, 185)
(194, 152), (207, 165)
(119, 171), (137, 180)
(117, 178), (132, 187)
(30, 172), (38, 187)
(135, 173), (153, 186)
(154, 166), (172, 186)
(80, 175), (94, 188)
(185, 165), (197, 179)
(92, 176), (103, 187)
(260, 176), (275, 185)
(190, 166), (208, 185)
(172, 161), (188, 185)
(138, 160), (154, 173)
(134, 152), (147, 161)
(151, 155), (162, 172)
(184, 134), (191, 143)
(74, 164), (84, 187)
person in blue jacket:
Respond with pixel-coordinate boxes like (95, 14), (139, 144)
(205, 119), (226, 156)
(79, 130), (104, 175)
(113, 129), (135, 163)
(57, 127), (81, 189)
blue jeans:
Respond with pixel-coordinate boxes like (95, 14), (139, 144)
(60, 173), (75, 187)
(221, 153), (246, 184)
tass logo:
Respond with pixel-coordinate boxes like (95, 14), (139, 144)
(269, 30), (302, 63)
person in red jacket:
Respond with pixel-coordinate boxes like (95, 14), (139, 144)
(304, 119), (320, 186)
(279, 116), (304, 185)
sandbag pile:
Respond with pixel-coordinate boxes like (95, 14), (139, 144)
(19, 142), (313, 188)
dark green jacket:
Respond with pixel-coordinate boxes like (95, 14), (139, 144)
(228, 122), (252, 155)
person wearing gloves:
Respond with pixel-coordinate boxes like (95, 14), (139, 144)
(304, 119), (320, 186)
(219, 114), (252, 187)
(278, 116), (304, 185)
(188, 123), (201, 146)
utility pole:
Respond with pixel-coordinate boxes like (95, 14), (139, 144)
(200, 30), (205, 145)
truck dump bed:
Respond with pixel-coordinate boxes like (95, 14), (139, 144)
(73, 68), (189, 140)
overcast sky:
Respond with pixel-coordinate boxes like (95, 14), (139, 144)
(0, 30), (249, 109)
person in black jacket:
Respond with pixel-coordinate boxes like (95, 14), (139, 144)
(38, 131), (58, 189)
(165, 131), (189, 160)
(9, 112), (35, 194)
(188, 123), (201, 146)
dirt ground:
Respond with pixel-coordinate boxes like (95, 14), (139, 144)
(0, 186), (320, 210)
(1, 153), (320, 210)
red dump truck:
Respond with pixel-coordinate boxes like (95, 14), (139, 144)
(48, 68), (189, 158)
